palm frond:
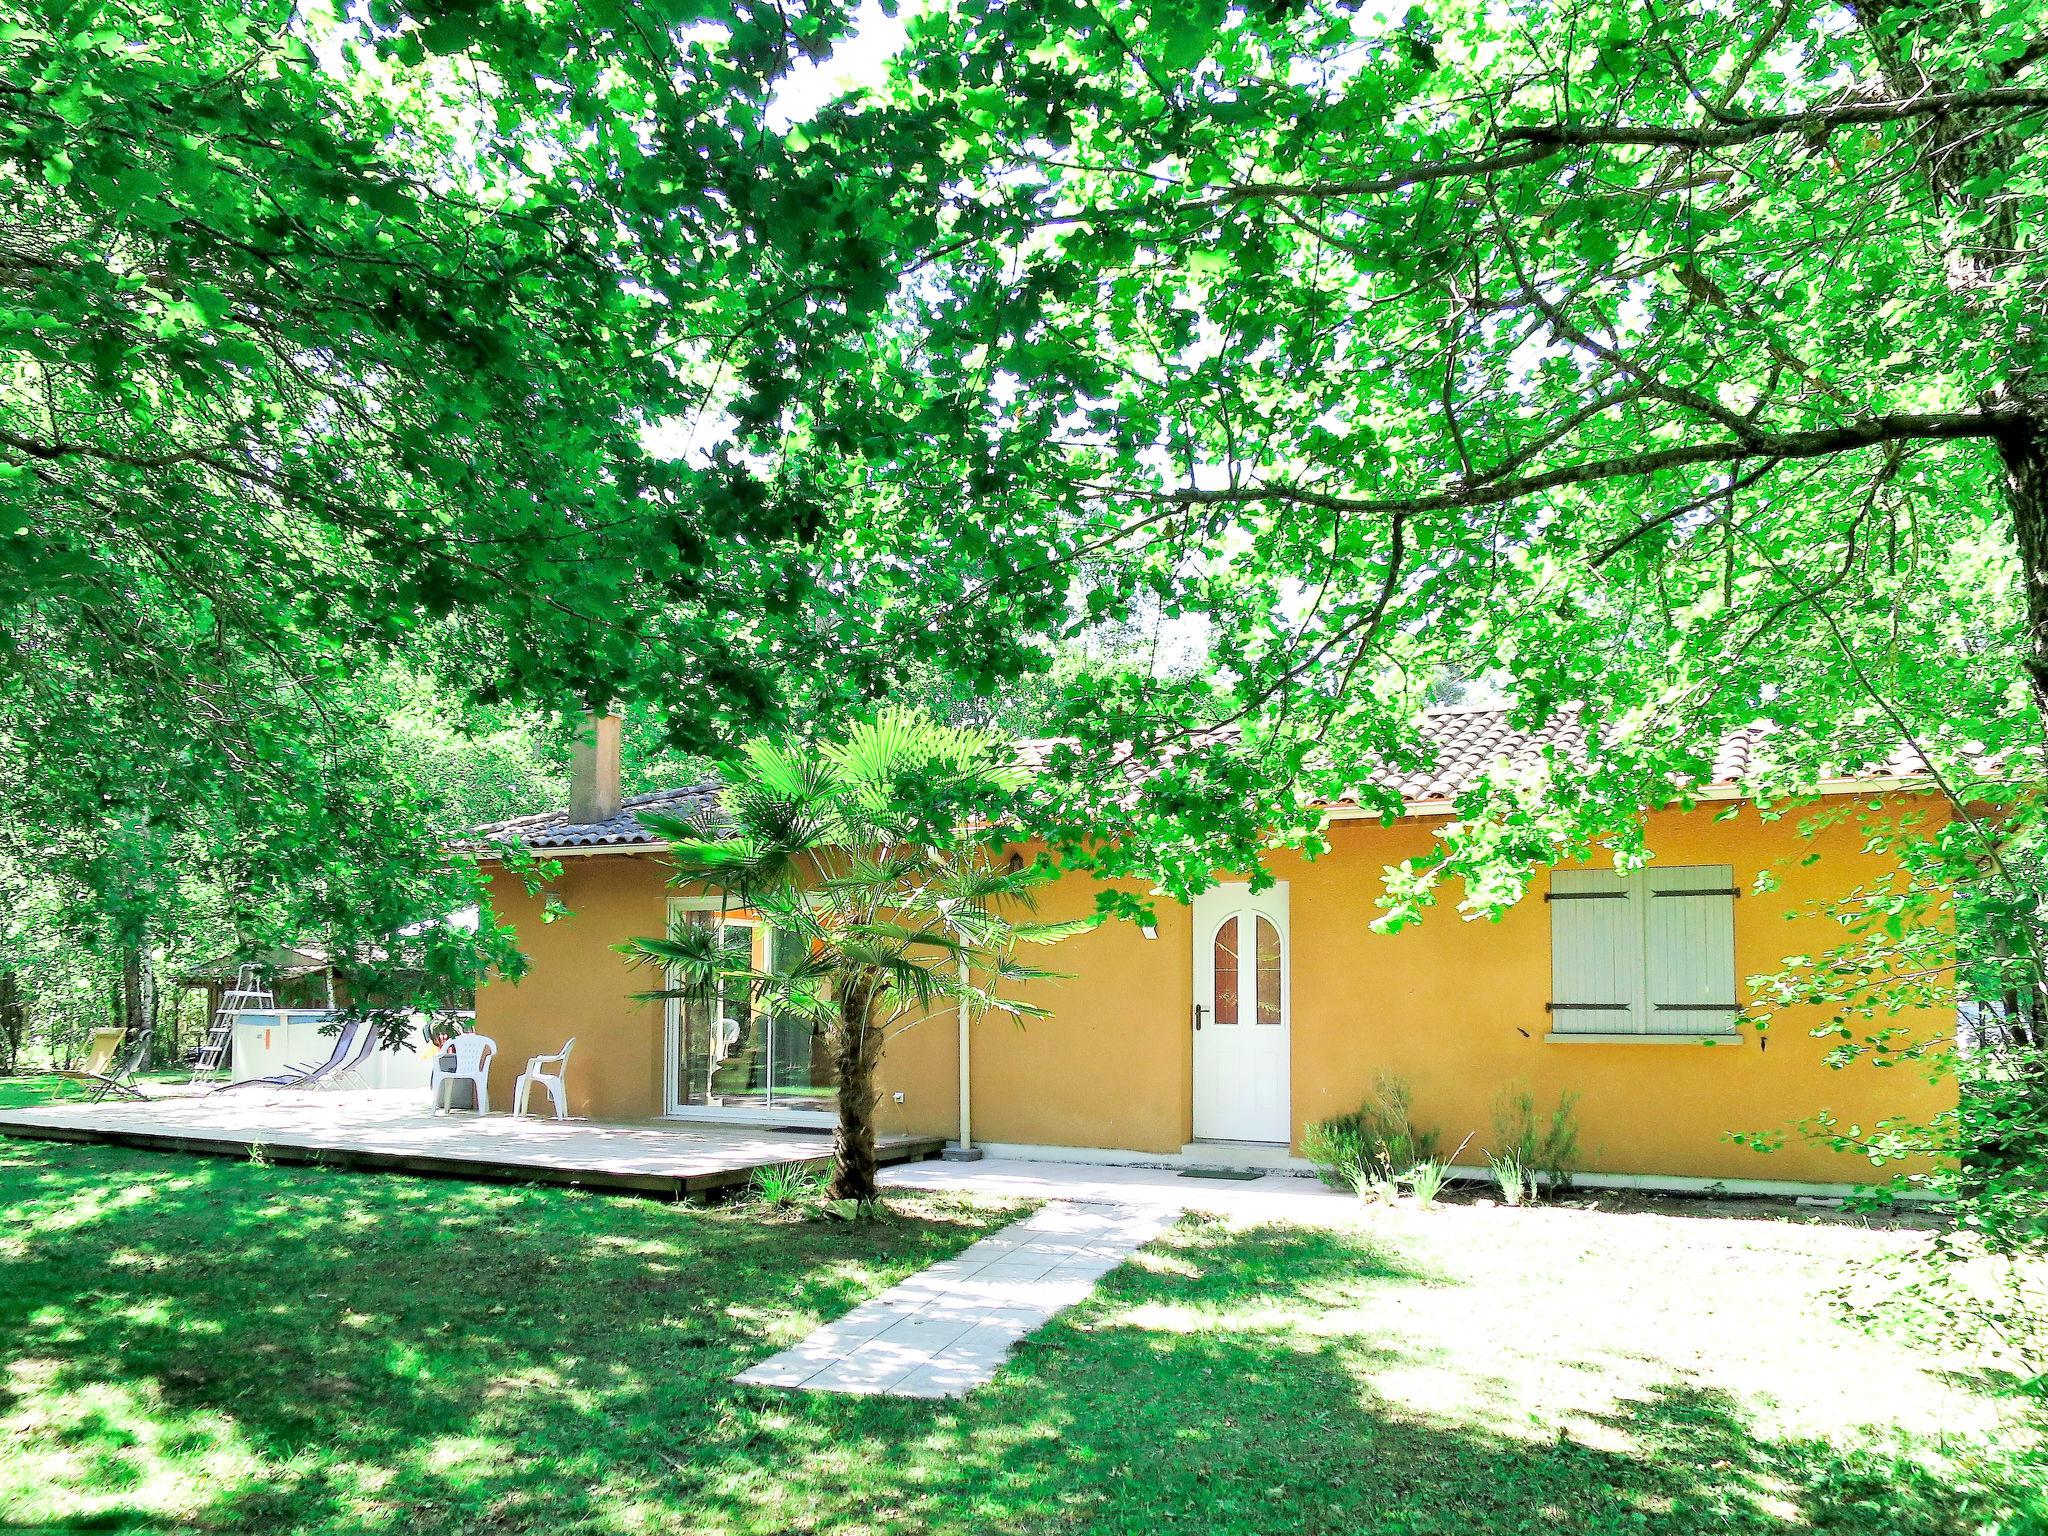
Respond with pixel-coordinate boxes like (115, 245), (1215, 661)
(828, 707), (933, 793)
(636, 813), (720, 847)
(749, 975), (839, 1027)
(655, 836), (789, 898)
(990, 956), (1072, 987)
(978, 996), (1056, 1021)
(874, 966), (956, 1014)
(822, 850), (929, 896)
(1010, 916), (1102, 945)
(939, 860), (1046, 908)
(856, 919), (964, 954)
(739, 738), (834, 803)
(725, 786), (835, 860)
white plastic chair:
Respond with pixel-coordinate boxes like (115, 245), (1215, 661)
(513, 1038), (575, 1120)
(710, 1016), (741, 1062)
(430, 1031), (496, 1114)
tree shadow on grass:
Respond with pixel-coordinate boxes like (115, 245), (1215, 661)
(0, 1148), (1996, 1536)
(679, 1220), (1989, 1536)
(0, 1142), (995, 1533)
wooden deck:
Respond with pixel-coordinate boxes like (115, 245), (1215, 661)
(0, 1088), (944, 1199)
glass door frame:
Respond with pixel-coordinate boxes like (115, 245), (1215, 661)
(661, 895), (836, 1126)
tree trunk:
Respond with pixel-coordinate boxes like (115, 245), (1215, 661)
(830, 975), (886, 1204)
(117, 944), (157, 1074)
(1846, 6), (2043, 713)
(0, 970), (21, 1074)
(1997, 410), (2048, 718)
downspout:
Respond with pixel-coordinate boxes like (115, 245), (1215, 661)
(946, 948), (983, 1161)
(959, 953), (972, 1151)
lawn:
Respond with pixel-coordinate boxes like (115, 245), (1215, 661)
(0, 1072), (188, 1110)
(0, 1073), (109, 1109)
(0, 1102), (2032, 1535)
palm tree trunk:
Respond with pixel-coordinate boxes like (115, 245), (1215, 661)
(830, 974), (885, 1203)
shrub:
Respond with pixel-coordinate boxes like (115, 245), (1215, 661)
(1404, 1132), (1473, 1209)
(1300, 1116), (1383, 1196)
(1302, 1073), (1439, 1199)
(1492, 1085), (1581, 1197)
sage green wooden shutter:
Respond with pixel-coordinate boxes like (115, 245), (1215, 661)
(1548, 869), (1642, 1034)
(1645, 866), (1739, 1034)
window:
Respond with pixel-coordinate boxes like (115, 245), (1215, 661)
(1210, 913), (1283, 1028)
(1548, 866), (1739, 1037)
(1253, 915), (1282, 1026)
(1212, 917), (1240, 1025)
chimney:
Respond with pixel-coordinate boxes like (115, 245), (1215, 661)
(568, 709), (623, 824)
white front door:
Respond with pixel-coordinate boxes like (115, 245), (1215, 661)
(1191, 882), (1291, 1142)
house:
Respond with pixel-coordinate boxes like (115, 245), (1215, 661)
(464, 709), (1954, 1192)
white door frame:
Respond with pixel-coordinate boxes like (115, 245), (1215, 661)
(662, 896), (834, 1126)
(1190, 882), (1292, 1143)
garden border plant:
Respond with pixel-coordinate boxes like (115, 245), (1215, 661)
(1493, 1084), (1582, 1200)
(1302, 1073), (1441, 1203)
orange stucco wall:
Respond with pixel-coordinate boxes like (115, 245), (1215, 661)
(475, 798), (1953, 1186)
(1273, 802), (1951, 1184)
(477, 854), (674, 1121)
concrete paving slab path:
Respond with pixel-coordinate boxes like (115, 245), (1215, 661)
(879, 1153), (1359, 1225)
(734, 1201), (1177, 1399)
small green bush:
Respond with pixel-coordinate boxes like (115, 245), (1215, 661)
(1302, 1073), (1440, 1200)
(1492, 1084), (1581, 1198)
(1300, 1116), (1369, 1191)
(1403, 1133), (1472, 1209)
(1405, 1158), (1449, 1208)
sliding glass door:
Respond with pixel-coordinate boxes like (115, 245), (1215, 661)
(665, 905), (836, 1119)
(759, 926), (834, 1111)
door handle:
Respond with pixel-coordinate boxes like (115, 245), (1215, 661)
(1192, 1003), (1206, 1031)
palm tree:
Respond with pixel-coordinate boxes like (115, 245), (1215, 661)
(620, 710), (1092, 1204)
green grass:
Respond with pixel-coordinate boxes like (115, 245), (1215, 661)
(0, 1073), (102, 1109)
(0, 1129), (2030, 1536)
(0, 1072), (188, 1110)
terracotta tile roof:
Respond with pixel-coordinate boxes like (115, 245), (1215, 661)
(464, 707), (1932, 856)
(1353, 704), (1597, 803)
(462, 783), (723, 854)
(1022, 706), (1929, 807)
(1322, 706), (1929, 805)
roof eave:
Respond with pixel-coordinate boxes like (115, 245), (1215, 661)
(461, 778), (1937, 861)
(463, 840), (673, 864)
(1317, 775), (1935, 824)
